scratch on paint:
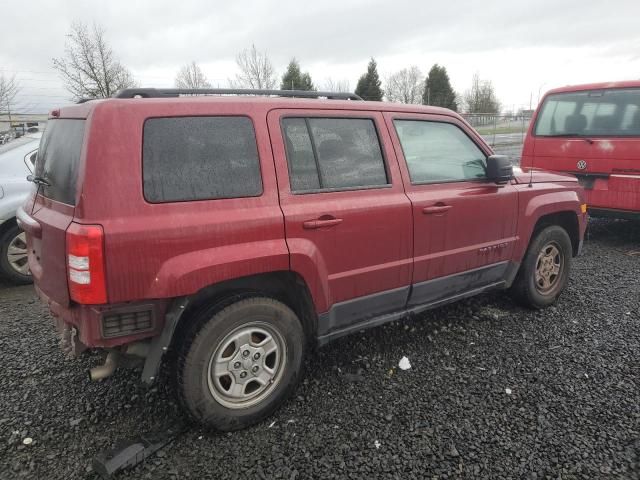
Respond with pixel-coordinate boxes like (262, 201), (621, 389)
(598, 140), (614, 152)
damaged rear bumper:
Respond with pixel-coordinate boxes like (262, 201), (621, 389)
(34, 284), (168, 352)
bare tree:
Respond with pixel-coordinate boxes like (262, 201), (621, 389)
(0, 75), (19, 122)
(463, 73), (501, 114)
(384, 66), (423, 104)
(52, 21), (137, 100)
(175, 61), (212, 89)
(322, 78), (351, 92)
(229, 44), (277, 89)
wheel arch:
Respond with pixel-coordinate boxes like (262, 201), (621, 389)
(531, 211), (580, 257)
(141, 270), (318, 383)
(176, 270), (317, 342)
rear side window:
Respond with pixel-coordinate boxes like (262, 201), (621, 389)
(143, 116), (262, 202)
(282, 117), (388, 192)
(394, 120), (486, 183)
(535, 88), (640, 137)
(36, 119), (86, 205)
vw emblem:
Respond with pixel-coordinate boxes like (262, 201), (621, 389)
(576, 160), (587, 170)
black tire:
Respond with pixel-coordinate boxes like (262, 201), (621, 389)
(510, 225), (573, 309)
(176, 296), (306, 431)
(0, 223), (32, 285)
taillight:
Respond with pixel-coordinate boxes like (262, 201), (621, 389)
(66, 223), (107, 304)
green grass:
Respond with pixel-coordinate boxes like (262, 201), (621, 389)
(475, 125), (526, 135)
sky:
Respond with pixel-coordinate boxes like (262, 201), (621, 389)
(1, 0), (640, 114)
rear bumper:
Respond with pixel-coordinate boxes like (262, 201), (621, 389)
(35, 283), (167, 349)
(580, 174), (640, 214)
(589, 208), (640, 221)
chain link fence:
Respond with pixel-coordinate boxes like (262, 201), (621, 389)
(461, 113), (532, 165)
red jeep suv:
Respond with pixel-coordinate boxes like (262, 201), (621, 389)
(19, 88), (587, 430)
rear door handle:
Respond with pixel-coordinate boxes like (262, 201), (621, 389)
(303, 218), (343, 229)
(422, 205), (452, 215)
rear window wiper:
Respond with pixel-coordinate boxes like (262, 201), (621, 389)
(27, 174), (51, 187)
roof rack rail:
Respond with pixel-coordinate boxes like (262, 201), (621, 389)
(113, 88), (363, 101)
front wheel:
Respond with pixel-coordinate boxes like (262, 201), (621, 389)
(176, 296), (306, 431)
(510, 225), (572, 309)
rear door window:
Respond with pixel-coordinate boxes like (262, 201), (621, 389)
(35, 119), (86, 205)
(282, 117), (388, 192)
(143, 116), (262, 203)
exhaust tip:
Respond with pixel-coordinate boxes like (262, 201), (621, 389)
(88, 351), (119, 381)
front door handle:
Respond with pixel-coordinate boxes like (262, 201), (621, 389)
(422, 205), (452, 215)
(303, 217), (343, 229)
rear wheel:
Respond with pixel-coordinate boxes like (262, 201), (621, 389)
(177, 296), (305, 431)
(0, 223), (32, 285)
(511, 225), (572, 309)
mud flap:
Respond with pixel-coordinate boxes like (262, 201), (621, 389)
(141, 297), (189, 383)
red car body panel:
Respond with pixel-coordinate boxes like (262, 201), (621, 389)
(522, 80), (640, 216)
(19, 97), (587, 351)
(22, 196), (75, 307)
(267, 109), (413, 312)
(384, 112), (519, 282)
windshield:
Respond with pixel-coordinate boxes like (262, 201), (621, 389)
(35, 119), (86, 205)
(534, 88), (640, 137)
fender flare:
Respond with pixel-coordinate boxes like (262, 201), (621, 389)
(515, 190), (582, 261)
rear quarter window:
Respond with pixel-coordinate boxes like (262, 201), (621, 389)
(143, 116), (262, 203)
(36, 119), (86, 205)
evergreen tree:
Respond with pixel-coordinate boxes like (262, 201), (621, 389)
(423, 64), (457, 111)
(280, 58), (315, 90)
(355, 58), (383, 101)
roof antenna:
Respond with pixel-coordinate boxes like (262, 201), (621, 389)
(528, 161), (534, 188)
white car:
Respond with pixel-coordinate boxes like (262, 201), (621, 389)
(0, 133), (41, 284)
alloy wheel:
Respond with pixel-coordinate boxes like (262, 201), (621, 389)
(534, 241), (564, 295)
(7, 232), (30, 276)
(207, 322), (286, 409)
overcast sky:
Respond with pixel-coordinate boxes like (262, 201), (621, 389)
(2, 0), (639, 113)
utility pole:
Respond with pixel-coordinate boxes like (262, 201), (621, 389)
(5, 95), (12, 131)
(537, 83), (547, 106)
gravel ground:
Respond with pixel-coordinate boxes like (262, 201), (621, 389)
(1, 218), (638, 479)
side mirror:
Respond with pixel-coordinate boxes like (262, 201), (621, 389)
(486, 155), (513, 184)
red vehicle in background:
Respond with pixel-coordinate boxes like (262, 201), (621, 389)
(522, 81), (640, 219)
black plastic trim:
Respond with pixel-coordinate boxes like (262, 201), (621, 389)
(141, 297), (190, 383)
(317, 286), (410, 337)
(100, 304), (156, 339)
(408, 261), (511, 307)
(114, 88), (363, 101)
(316, 261), (520, 346)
